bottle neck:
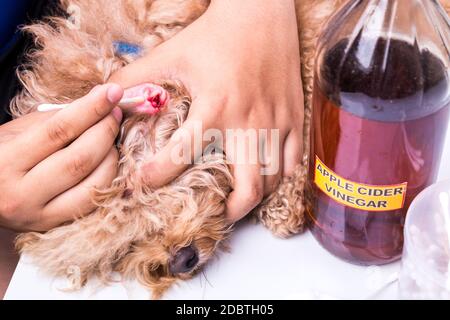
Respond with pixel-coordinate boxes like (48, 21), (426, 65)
(348, 0), (446, 30)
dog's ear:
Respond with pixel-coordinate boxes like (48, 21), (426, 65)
(115, 241), (176, 299)
(150, 278), (177, 300)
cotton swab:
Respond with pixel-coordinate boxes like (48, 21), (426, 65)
(37, 96), (146, 112)
(37, 83), (170, 115)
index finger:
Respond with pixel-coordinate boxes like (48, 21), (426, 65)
(140, 119), (203, 188)
(138, 98), (214, 188)
(15, 84), (124, 170)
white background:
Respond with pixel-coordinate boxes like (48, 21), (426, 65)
(5, 125), (450, 300)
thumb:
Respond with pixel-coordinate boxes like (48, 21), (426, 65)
(108, 44), (178, 88)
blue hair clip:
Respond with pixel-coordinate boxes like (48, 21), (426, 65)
(113, 41), (142, 57)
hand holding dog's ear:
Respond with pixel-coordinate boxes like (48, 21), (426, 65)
(0, 84), (123, 231)
(109, 0), (304, 222)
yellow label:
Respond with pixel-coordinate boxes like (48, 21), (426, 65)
(314, 156), (407, 212)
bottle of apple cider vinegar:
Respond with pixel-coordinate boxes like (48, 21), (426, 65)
(306, 0), (450, 265)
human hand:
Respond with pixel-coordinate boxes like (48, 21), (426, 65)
(0, 84), (124, 231)
(110, 0), (304, 222)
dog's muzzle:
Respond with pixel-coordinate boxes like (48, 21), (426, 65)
(169, 245), (199, 274)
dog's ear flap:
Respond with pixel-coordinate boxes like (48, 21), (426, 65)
(150, 278), (177, 300)
(115, 242), (176, 299)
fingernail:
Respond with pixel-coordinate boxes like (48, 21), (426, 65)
(107, 84), (124, 104)
(112, 107), (123, 123)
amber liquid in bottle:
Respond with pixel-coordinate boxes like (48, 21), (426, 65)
(307, 38), (450, 265)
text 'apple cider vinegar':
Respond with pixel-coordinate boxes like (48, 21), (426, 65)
(306, 0), (450, 265)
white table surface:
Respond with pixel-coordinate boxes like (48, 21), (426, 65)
(6, 125), (450, 300)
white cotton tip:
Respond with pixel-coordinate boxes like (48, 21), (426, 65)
(118, 96), (146, 108)
(37, 103), (68, 112)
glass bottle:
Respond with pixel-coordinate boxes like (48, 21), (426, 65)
(306, 0), (450, 265)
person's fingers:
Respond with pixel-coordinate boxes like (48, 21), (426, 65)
(139, 118), (206, 188)
(0, 111), (55, 134)
(35, 148), (119, 231)
(282, 129), (303, 177)
(138, 97), (215, 188)
(262, 157), (283, 197)
(263, 173), (282, 197)
(0, 112), (56, 147)
(14, 84), (123, 170)
(23, 111), (122, 202)
(225, 164), (265, 223)
(260, 129), (284, 196)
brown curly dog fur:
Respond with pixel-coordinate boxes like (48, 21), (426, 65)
(13, 0), (450, 299)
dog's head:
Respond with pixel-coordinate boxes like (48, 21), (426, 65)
(80, 82), (232, 298)
(16, 81), (232, 299)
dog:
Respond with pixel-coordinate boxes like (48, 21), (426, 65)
(12, 0), (450, 298)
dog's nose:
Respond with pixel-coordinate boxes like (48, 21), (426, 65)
(169, 245), (199, 274)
